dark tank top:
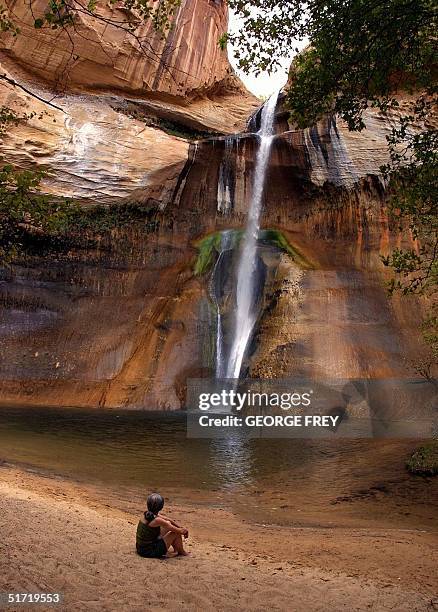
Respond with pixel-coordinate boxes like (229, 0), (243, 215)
(136, 520), (160, 546)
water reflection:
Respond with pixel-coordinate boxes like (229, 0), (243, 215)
(209, 433), (255, 489)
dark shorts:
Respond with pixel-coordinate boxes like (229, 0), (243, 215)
(136, 538), (167, 559)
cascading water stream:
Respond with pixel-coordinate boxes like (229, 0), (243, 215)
(217, 137), (235, 215)
(225, 90), (280, 380)
(213, 230), (233, 379)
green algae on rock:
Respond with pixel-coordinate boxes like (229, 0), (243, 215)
(193, 228), (312, 277)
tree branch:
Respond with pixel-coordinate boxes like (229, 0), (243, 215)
(0, 74), (66, 113)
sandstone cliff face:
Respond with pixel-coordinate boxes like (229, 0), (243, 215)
(0, 75), (401, 206)
(166, 122), (426, 387)
(0, 104), (429, 409)
(0, 6), (431, 409)
(0, 0), (257, 203)
(3, 0), (232, 100)
(0, 0), (258, 140)
(0, 70), (189, 205)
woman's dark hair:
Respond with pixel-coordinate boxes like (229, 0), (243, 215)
(144, 493), (164, 522)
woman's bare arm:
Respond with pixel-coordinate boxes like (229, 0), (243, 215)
(151, 516), (188, 536)
(159, 514), (180, 527)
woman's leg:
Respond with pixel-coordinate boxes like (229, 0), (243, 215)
(162, 531), (188, 555)
(172, 533), (188, 556)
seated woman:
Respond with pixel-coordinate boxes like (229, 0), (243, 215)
(136, 493), (189, 558)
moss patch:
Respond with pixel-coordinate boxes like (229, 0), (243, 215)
(260, 229), (314, 269)
(406, 440), (438, 476)
(193, 232), (223, 276)
(193, 228), (314, 276)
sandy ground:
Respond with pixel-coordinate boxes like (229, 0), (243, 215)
(1, 465), (437, 612)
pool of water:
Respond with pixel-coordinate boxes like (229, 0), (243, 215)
(0, 405), (434, 528)
(0, 405), (327, 490)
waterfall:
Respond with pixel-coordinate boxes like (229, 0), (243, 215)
(225, 90), (280, 379)
(213, 230), (233, 379)
(217, 137), (235, 214)
(216, 306), (224, 378)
